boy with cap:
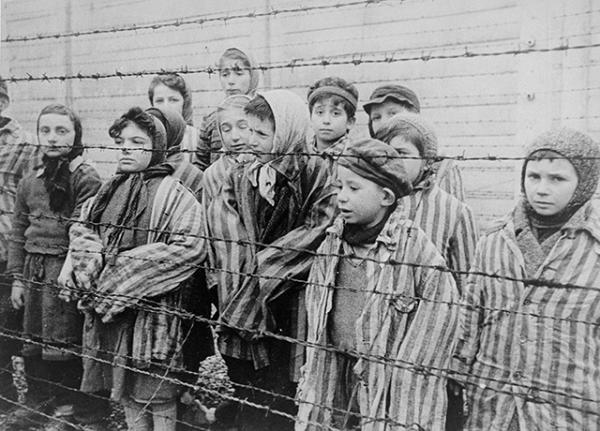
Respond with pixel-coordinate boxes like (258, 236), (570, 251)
(307, 76), (358, 154)
(207, 89), (336, 430)
(0, 76), (38, 400)
(296, 138), (459, 431)
(453, 128), (600, 431)
(364, 84), (466, 201)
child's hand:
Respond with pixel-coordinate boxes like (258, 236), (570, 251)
(11, 280), (25, 309)
(57, 254), (76, 302)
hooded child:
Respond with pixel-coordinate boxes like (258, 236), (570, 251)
(307, 76), (358, 154)
(148, 73), (200, 165)
(60, 107), (212, 431)
(296, 138), (460, 431)
(207, 89), (336, 430)
(453, 128), (600, 431)
(145, 106), (204, 200)
(196, 47), (260, 170)
(7, 104), (102, 422)
(364, 84), (466, 201)
(0, 75), (39, 392)
(376, 113), (479, 293)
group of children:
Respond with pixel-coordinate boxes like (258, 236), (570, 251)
(0, 46), (599, 431)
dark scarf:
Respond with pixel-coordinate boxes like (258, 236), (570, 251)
(256, 172), (294, 245)
(88, 164), (173, 262)
(523, 199), (579, 244)
(42, 145), (83, 213)
(145, 107), (186, 158)
(342, 207), (395, 246)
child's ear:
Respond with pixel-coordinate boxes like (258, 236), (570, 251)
(381, 187), (396, 207)
(346, 116), (356, 130)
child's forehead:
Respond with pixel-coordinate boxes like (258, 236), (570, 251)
(312, 95), (346, 109)
(218, 105), (246, 121)
(220, 57), (247, 69)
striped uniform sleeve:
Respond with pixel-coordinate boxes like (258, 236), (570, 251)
(94, 180), (207, 321)
(389, 228), (461, 429)
(448, 203), (480, 294)
(452, 237), (487, 375)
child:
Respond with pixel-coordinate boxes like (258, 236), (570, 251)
(207, 89), (336, 430)
(202, 94), (252, 305)
(148, 73), (199, 164)
(7, 104), (102, 422)
(145, 106), (204, 199)
(307, 76), (358, 153)
(0, 75), (38, 395)
(296, 138), (459, 431)
(453, 128), (600, 430)
(62, 107), (211, 431)
(196, 47), (259, 170)
(364, 84), (466, 201)
(375, 113), (478, 293)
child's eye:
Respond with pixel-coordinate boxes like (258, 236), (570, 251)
(220, 69), (230, 77)
(332, 110), (342, 117)
(168, 97), (180, 103)
(238, 121), (248, 129)
(220, 125), (232, 133)
(527, 173), (540, 180)
(154, 98), (164, 104)
(371, 114), (381, 121)
(551, 175), (566, 182)
(57, 128), (68, 135)
(39, 127), (50, 134)
(114, 138), (123, 145)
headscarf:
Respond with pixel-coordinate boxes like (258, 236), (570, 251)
(520, 127), (600, 230)
(375, 112), (438, 188)
(37, 104), (85, 213)
(247, 90), (311, 205)
(148, 73), (194, 126)
(220, 47), (260, 96)
(337, 138), (412, 245)
(145, 106), (186, 157)
(88, 107), (173, 259)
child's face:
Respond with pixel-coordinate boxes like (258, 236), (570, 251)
(370, 101), (413, 134)
(389, 135), (423, 185)
(219, 106), (251, 153)
(113, 122), (154, 173)
(151, 84), (184, 116)
(247, 114), (275, 164)
(310, 98), (353, 146)
(336, 166), (394, 227)
(220, 57), (251, 96)
(524, 158), (578, 216)
(38, 113), (75, 158)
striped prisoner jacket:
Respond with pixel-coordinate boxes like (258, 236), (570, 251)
(453, 202), (600, 430)
(296, 210), (459, 431)
(397, 182), (478, 293)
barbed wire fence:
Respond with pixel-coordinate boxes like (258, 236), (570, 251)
(2, 0), (600, 430)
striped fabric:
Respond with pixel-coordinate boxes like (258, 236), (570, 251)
(453, 202), (600, 430)
(182, 125), (199, 164)
(434, 159), (466, 202)
(0, 119), (38, 261)
(397, 184), (479, 293)
(167, 152), (204, 200)
(69, 175), (206, 364)
(296, 210), (460, 431)
(208, 155), (336, 368)
(201, 155), (238, 293)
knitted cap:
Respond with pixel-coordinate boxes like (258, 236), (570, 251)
(375, 112), (438, 162)
(338, 138), (412, 199)
(363, 84), (420, 114)
(522, 127), (600, 208)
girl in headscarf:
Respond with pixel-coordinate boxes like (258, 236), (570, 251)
(453, 128), (600, 430)
(145, 106), (204, 200)
(60, 107), (211, 430)
(196, 47), (260, 170)
(7, 104), (101, 422)
(148, 73), (199, 165)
